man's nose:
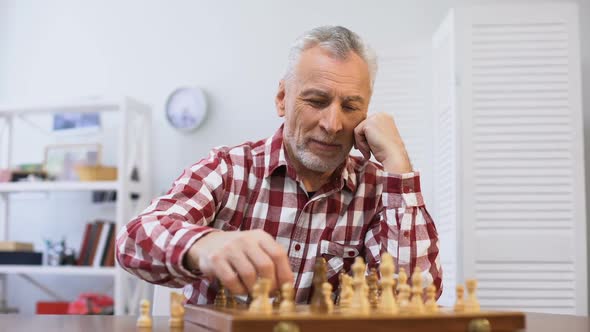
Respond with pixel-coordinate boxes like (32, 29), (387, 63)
(319, 103), (343, 134)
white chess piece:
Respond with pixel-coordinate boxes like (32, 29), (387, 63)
(279, 283), (295, 314)
(137, 299), (152, 328)
(350, 257), (369, 315)
(378, 253), (398, 314)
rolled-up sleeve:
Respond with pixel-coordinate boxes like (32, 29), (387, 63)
(115, 149), (231, 287)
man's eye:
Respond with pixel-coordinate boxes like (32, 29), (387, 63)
(306, 99), (328, 108)
(343, 105), (359, 112)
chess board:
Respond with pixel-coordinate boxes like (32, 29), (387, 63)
(184, 304), (526, 332)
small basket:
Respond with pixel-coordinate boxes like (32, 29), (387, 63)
(75, 166), (117, 181)
(0, 169), (11, 182)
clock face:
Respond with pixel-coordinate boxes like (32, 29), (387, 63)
(165, 87), (208, 131)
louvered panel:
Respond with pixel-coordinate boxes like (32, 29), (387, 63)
(370, 46), (431, 198)
(431, 13), (457, 307)
(454, 3), (586, 314)
(475, 262), (576, 311)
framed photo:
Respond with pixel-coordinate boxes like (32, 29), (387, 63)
(44, 144), (101, 181)
(53, 112), (101, 134)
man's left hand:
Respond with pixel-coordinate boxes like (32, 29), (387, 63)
(353, 112), (412, 174)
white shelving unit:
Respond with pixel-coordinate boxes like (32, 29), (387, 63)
(0, 97), (152, 315)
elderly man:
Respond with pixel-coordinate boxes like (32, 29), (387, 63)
(116, 25), (442, 304)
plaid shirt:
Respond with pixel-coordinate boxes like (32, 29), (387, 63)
(116, 126), (442, 304)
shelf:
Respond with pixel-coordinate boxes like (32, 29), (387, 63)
(0, 98), (120, 116)
(0, 265), (116, 276)
(0, 96), (150, 116)
(0, 181), (119, 193)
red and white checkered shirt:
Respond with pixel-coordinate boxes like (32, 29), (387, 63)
(116, 126), (442, 304)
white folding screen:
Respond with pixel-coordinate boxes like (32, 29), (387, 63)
(370, 44), (433, 205)
(432, 3), (587, 314)
(431, 12), (459, 307)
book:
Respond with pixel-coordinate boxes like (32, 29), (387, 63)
(77, 224), (92, 266)
(93, 222), (111, 267)
(100, 222), (116, 266)
(86, 221), (104, 266)
(0, 251), (42, 265)
(0, 241), (34, 252)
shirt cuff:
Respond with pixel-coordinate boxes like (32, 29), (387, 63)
(382, 171), (424, 208)
(165, 225), (219, 280)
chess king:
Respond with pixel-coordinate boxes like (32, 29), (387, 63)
(116, 25), (443, 305)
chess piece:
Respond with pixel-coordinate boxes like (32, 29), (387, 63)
(169, 292), (185, 328)
(279, 282), (296, 314)
(321, 282), (334, 314)
(425, 283), (438, 313)
(273, 289), (282, 308)
(454, 284), (465, 313)
(339, 274), (353, 309)
(350, 256), (370, 314)
(409, 267), (424, 314)
(335, 271), (344, 306)
(378, 252), (398, 314)
(465, 279), (480, 312)
(136, 299), (152, 328)
(310, 257), (328, 313)
(367, 268), (379, 309)
(214, 283), (227, 307)
(249, 279), (272, 314)
(260, 278), (273, 314)
(396, 268), (410, 313)
(227, 292), (237, 308)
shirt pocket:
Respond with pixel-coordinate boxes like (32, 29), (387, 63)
(318, 240), (362, 280)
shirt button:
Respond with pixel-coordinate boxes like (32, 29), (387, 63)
(294, 244), (301, 251)
(404, 231), (410, 237)
(348, 251), (355, 257)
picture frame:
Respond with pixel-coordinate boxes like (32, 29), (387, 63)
(52, 112), (101, 134)
(44, 144), (101, 181)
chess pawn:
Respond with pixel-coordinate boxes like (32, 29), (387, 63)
(248, 280), (263, 313)
(378, 252), (398, 314)
(279, 283), (296, 314)
(214, 284), (227, 307)
(396, 268), (410, 313)
(350, 257), (370, 314)
(454, 285), (465, 313)
(367, 268), (379, 309)
(227, 293), (237, 308)
(136, 299), (152, 328)
(409, 267), (424, 314)
(273, 289), (282, 308)
(247, 279), (274, 314)
(260, 278), (273, 314)
(339, 274), (353, 309)
(335, 271), (344, 306)
(310, 257), (328, 313)
(465, 279), (480, 312)
(321, 282), (334, 314)
(425, 284), (438, 313)
(169, 292), (185, 328)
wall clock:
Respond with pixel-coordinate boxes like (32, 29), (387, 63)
(165, 87), (208, 131)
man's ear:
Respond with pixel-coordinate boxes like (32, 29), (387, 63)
(275, 80), (286, 117)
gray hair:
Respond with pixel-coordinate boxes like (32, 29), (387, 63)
(284, 26), (378, 90)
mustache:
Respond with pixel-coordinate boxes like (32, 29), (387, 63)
(308, 135), (343, 145)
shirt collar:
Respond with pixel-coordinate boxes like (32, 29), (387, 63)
(263, 125), (357, 192)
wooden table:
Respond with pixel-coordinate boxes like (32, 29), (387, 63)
(0, 312), (587, 331)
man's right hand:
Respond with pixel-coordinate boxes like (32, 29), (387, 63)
(184, 229), (294, 296)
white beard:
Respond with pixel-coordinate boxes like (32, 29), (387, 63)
(285, 133), (348, 173)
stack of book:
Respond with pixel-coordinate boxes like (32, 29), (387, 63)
(0, 241), (42, 265)
(77, 220), (116, 267)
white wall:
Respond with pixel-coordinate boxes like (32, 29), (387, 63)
(0, 0), (587, 314)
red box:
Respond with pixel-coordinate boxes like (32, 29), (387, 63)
(36, 301), (70, 315)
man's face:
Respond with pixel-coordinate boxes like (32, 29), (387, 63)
(276, 46), (371, 174)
